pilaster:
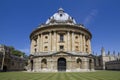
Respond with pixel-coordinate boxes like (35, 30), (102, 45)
(40, 34), (43, 52)
(80, 34), (82, 52)
(37, 35), (40, 52)
(83, 35), (86, 52)
(49, 32), (52, 52)
(67, 31), (70, 51)
(54, 31), (57, 51)
(88, 39), (91, 53)
(72, 32), (75, 51)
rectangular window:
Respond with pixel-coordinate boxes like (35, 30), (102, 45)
(44, 46), (48, 51)
(75, 46), (79, 51)
(60, 34), (64, 42)
(60, 45), (64, 50)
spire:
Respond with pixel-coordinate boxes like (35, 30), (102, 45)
(101, 47), (105, 56)
(118, 52), (120, 56)
(108, 51), (110, 56)
(113, 51), (115, 56)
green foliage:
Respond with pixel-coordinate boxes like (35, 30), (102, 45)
(0, 71), (120, 80)
(12, 50), (25, 57)
(8, 46), (26, 57)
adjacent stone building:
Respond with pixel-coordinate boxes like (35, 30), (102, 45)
(0, 44), (26, 71)
(94, 47), (120, 70)
(28, 8), (94, 72)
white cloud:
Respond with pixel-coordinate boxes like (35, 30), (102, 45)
(83, 9), (98, 26)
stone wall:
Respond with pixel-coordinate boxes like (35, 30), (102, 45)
(105, 60), (120, 70)
(0, 45), (26, 71)
(28, 54), (94, 72)
(30, 25), (92, 55)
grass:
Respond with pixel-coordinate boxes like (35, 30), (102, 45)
(0, 71), (120, 80)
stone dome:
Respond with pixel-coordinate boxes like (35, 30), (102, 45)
(46, 8), (76, 24)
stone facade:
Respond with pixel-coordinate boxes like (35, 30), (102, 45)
(94, 47), (120, 70)
(0, 44), (26, 71)
(28, 8), (94, 72)
(105, 60), (120, 70)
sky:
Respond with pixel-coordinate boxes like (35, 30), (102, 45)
(0, 0), (120, 55)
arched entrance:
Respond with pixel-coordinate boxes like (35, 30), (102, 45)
(89, 59), (92, 70)
(57, 58), (66, 71)
(30, 60), (33, 71)
(41, 59), (47, 69)
(3, 65), (7, 72)
(76, 58), (82, 69)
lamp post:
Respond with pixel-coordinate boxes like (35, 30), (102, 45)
(1, 47), (5, 71)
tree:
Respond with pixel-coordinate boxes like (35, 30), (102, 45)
(8, 46), (26, 57)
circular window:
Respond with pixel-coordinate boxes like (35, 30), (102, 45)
(75, 36), (78, 39)
(45, 36), (48, 39)
(60, 14), (62, 17)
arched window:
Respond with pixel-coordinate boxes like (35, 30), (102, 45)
(41, 59), (47, 69)
(89, 59), (92, 70)
(76, 58), (82, 69)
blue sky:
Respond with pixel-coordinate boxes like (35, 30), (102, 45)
(0, 0), (120, 55)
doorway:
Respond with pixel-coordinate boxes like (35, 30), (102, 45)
(57, 58), (66, 71)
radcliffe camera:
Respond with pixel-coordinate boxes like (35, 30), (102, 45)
(0, 0), (120, 80)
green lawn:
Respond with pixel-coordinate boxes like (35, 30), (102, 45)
(0, 71), (120, 80)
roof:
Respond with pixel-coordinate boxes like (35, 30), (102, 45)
(46, 8), (76, 25)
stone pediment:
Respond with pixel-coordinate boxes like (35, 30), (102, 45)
(52, 51), (73, 56)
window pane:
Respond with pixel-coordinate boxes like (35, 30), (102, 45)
(60, 34), (64, 42)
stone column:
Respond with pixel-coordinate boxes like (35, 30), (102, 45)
(88, 39), (91, 53)
(82, 60), (88, 69)
(80, 34), (82, 52)
(83, 35), (86, 52)
(49, 32), (52, 52)
(50, 58), (53, 71)
(67, 31), (70, 51)
(40, 34), (43, 52)
(52, 32), (53, 51)
(91, 59), (94, 70)
(39, 58), (41, 71)
(72, 32), (75, 51)
(54, 31), (57, 51)
(39, 35), (41, 52)
(37, 35), (40, 52)
(33, 39), (36, 53)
